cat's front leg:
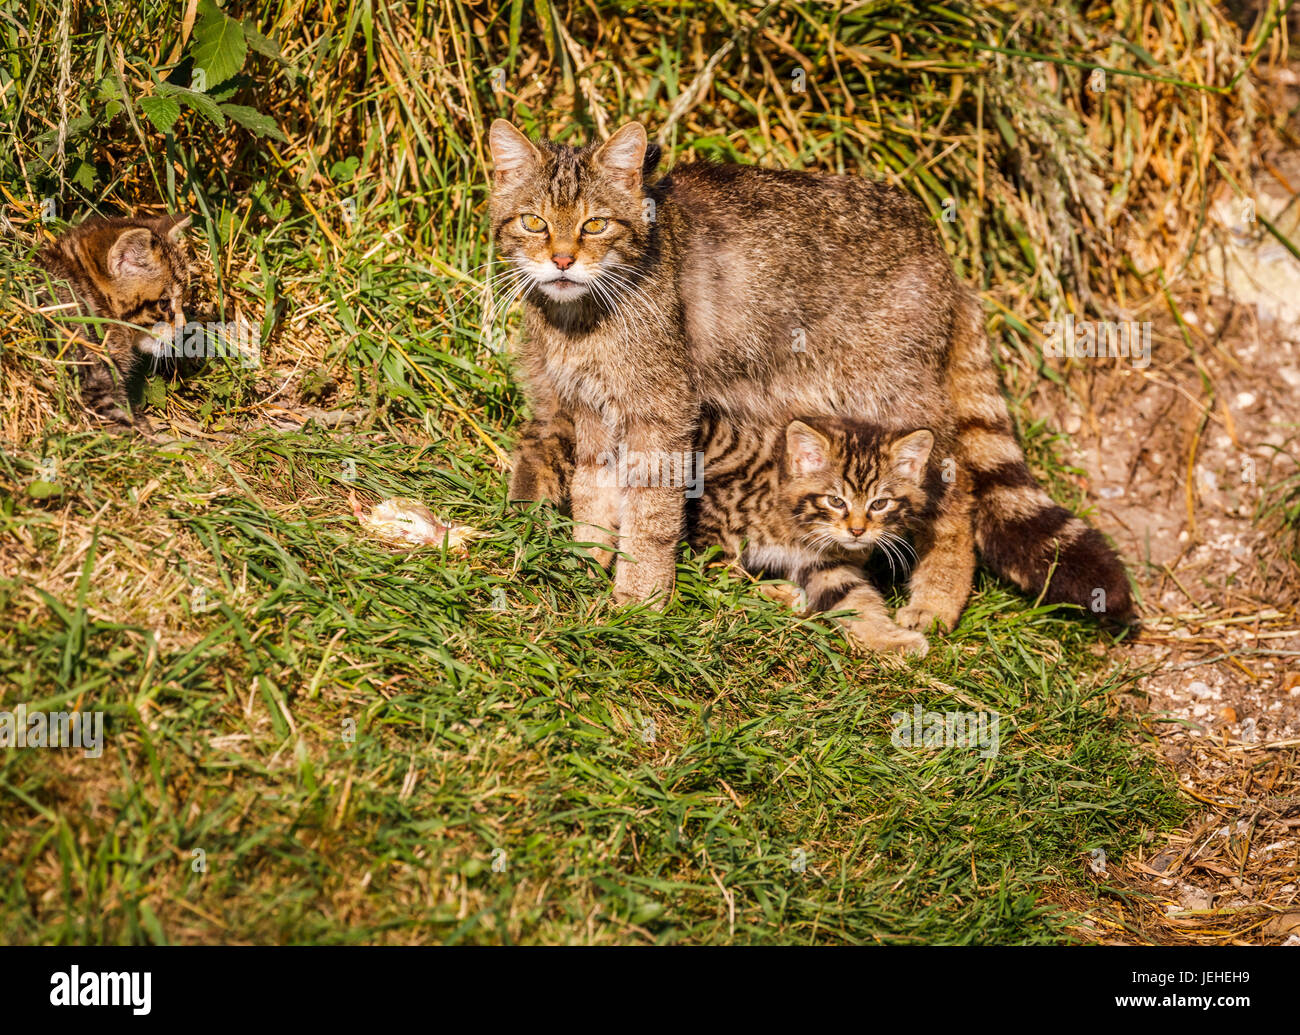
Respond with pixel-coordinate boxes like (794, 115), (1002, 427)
(612, 418), (689, 608)
(569, 406), (622, 570)
(803, 564), (929, 657)
(896, 486), (975, 634)
(507, 371), (575, 507)
(508, 414), (575, 507)
(79, 339), (151, 434)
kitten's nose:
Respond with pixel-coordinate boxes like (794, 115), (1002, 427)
(552, 254), (575, 270)
(849, 526), (865, 537)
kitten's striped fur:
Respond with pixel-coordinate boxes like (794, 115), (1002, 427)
(36, 214), (191, 432)
(689, 413), (939, 655)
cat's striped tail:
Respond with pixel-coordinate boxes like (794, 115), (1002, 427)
(948, 291), (1135, 625)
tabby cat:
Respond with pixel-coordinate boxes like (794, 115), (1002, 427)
(689, 413), (938, 655)
(488, 120), (1134, 629)
(36, 213), (191, 432)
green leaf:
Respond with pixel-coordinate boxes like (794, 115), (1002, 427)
(139, 94), (181, 134)
(156, 82), (225, 127)
(330, 156), (360, 182)
(220, 103), (287, 143)
(27, 481), (63, 499)
(143, 378), (166, 409)
(69, 157), (96, 191)
(192, 0), (247, 88)
(241, 19), (284, 62)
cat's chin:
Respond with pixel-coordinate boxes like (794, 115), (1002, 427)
(137, 332), (176, 358)
(537, 280), (591, 303)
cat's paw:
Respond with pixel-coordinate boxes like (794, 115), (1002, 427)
(507, 427), (573, 507)
(508, 460), (568, 508)
(759, 582), (806, 612)
(843, 619), (929, 658)
(612, 588), (670, 611)
(874, 626), (930, 658)
(896, 601), (960, 634)
(572, 524), (618, 570)
(612, 557), (674, 609)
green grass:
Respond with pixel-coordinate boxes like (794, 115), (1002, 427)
(0, 420), (1187, 945)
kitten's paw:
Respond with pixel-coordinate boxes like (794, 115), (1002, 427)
(508, 461), (568, 508)
(507, 427), (574, 507)
(896, 601), (960, 634)
(843, 620), (929, 658)
(874, 627), (930, 658)
(759, 582), (806, 611)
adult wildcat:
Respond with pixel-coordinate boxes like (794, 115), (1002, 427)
(488, 120), (1133, 629)
(36, 213), (191, 432)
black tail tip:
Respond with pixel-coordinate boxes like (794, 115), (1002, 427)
(1040, 527), (1137, 630)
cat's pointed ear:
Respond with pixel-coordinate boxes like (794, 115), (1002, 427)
(786, 420), (832, 478)
(594, 123), (648, 191)
(159, 213), (192, 241)
(107, 227), (161, 279)
(489, 119), (540, 187)
(888, 429), (934, 482)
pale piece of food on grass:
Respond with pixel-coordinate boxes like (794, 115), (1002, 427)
(349, 492), (478, 551)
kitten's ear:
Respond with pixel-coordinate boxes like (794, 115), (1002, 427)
(489, 119), (540, 187)
(158, 213), (192, 241)
(107, 227), (161, 279)
(594, 123), (648, 191)
(786, 420), (832, 478)
(888, 429), (934, 482)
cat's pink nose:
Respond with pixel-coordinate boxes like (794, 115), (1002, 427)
(849, 526), (865, 537)
(552, 254), (575, 270)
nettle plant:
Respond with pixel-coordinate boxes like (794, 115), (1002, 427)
(9, 0), (289, 207)
(136, 1), (289, 143)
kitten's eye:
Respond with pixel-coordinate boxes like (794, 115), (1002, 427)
(825, 496), (846, 510)
(520, 214), (547, 233)
(581, 217), (609, 234)
(870, 498), (893, 513)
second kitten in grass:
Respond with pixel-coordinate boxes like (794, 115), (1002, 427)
(688, 413), (939, 657)
(35, 213), (192, 433)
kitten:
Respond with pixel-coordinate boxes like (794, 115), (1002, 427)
(36, 213), (192, 432)
(689, 414), (937, 655)
(488, 121), (1134, 628)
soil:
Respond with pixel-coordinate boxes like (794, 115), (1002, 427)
(1030, 223), (1300, 942)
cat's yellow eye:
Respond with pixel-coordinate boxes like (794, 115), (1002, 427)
(581, 217), (609, 234)
(520, 214), (547, 233)
(825, 496), (846, 510)
(870, 498), (893, 513)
